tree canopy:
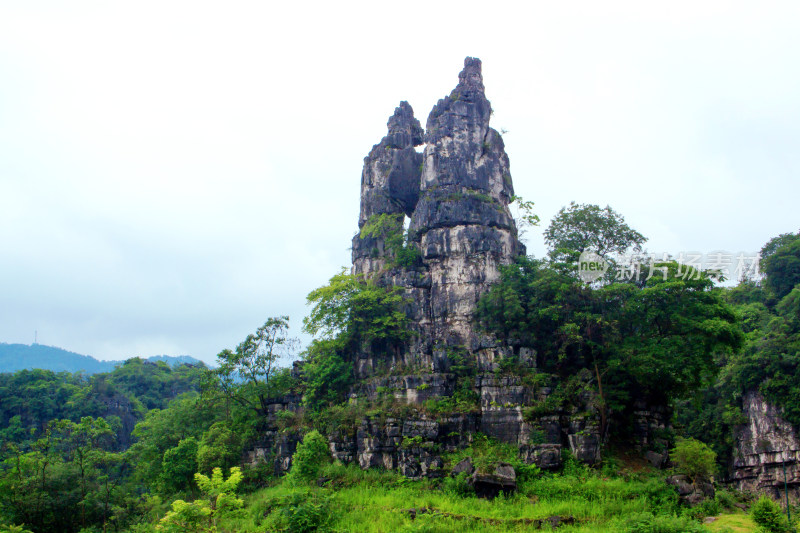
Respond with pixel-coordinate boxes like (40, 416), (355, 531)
(543, 202), (647, 265)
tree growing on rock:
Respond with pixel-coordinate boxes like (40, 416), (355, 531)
(301, 270), (411, 412)
(210, 317), (299, 418)
(544, 202), (647, 269)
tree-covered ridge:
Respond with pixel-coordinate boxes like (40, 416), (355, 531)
(0, 359), (207, 446)
(0, 359), (211, 532)
(0, 343), (203, 374)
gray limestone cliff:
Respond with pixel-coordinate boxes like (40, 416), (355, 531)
(732, 391), (800, 498)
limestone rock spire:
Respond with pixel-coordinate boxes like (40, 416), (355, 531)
(351, 57), (524, 374)
(352, 101), (423, 276)
(409, 56), (522, 349)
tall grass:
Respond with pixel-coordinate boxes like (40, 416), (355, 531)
(191, 460), (716, 533)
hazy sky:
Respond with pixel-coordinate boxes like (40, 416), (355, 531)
(1, 1), (798, 365)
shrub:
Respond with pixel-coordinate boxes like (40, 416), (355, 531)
(670, 437), (717, 482)
(441, 471), (474, 497)
(287, 430), (332, 484)
(686, 497), (720, 520)
(278, 492), (332, 533)
(714, 488), (740, 510)
(0, 526), (34, 533)
(751, 496), (790, 533)
(261, 491), (332, 533)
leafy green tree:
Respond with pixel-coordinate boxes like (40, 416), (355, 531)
(0, 417), (127, 533)
(303, 270), (410, 349)
(158, 437), (199, 496)
(62, 417), (115, 529)
(127, 394), (217, 492)
(301, 270), (410, 412)
(477, 257), (742, 439)
(0, 525), (34, 533)
(211, 317), (298, 418)
(761, 230), (800, 261)
(157, 467), (243, 533)
(543, 202), (647, 266)
(751, 495), (791, 533)
(0, 370), (88, 440)
(761, 232), (800, 299)
(286, 431), (331, 485)
(196, 422), (242, 474)
(509, 194), (541, 231)
(109, 358), (206, 411)
(669, 437), (717, 483)
(301, 343), (352, 413)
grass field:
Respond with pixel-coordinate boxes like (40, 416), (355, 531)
(198, 461), (756, 533)
(705, 512), (758, 532)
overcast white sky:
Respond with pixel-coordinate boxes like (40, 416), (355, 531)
(1, 1), (798, 365)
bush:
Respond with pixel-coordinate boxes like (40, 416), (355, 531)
(751, 496), (790, 533)
(258, 491), (332, 533)
(714, 488), (740, 511)
(287, 430), (332, 484)
(670, 437), (717, 482)
(278, 492), (332, 533)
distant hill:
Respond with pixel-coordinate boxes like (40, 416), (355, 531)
(0, 343), (203, 374)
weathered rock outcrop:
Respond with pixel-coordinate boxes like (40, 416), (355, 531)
(352, 102), (423, 277)
(666, 474), (715, 507)
(352, 57), (523, 378)
(732, 391), (800, 499)
(470, 462), (517, 499)
(247, 58), (667, 479)
(344, 57), (602, 473)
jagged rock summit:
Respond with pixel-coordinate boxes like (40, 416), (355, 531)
(352, 57), (524, 378)
(354, 101), (423, 230)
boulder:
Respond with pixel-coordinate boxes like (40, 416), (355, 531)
(666, 474), (715, 506)
(470, 462), (516, 499)
(452, 457), (474, 476)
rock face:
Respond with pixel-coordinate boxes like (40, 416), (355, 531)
(411, 57), (522, 353)
(732, 390), (800, 498)
(342, 58), (648, 473)
(352, 101), (424, 278)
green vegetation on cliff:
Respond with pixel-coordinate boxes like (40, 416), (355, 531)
(2, 213), (799, 532)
